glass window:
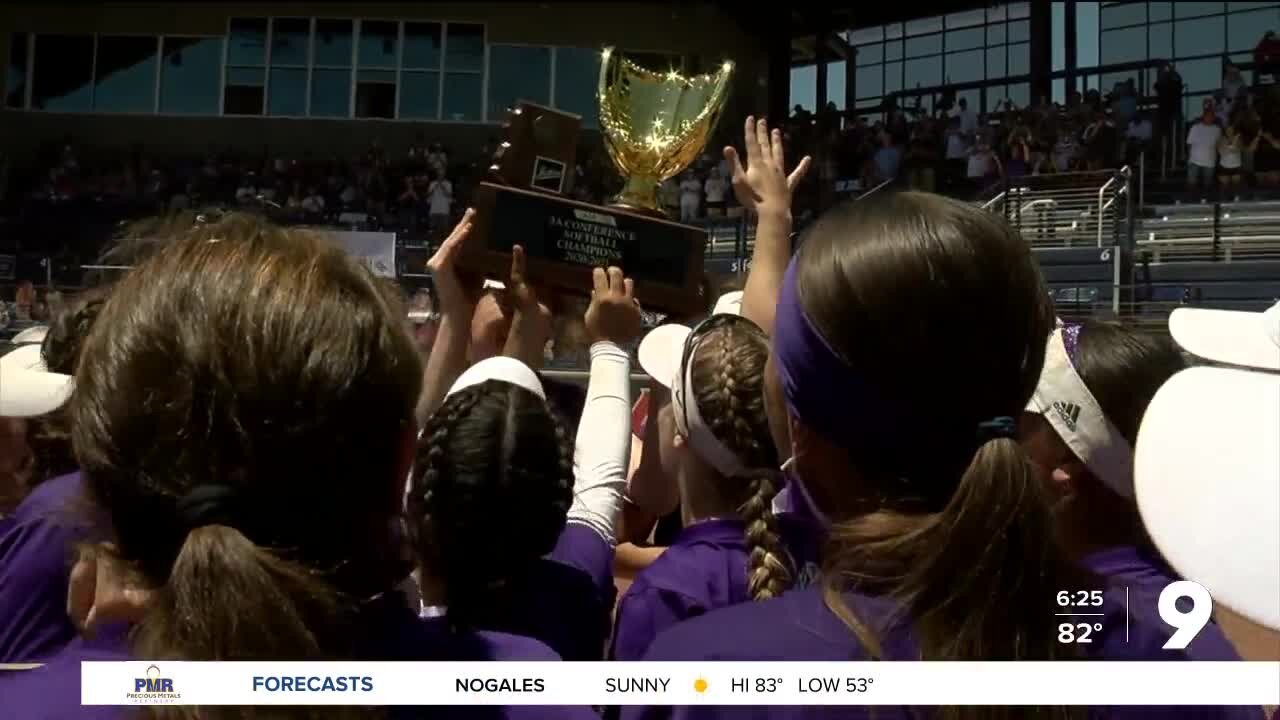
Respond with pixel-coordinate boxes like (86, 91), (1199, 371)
(442, 72), (481, 120)
(1006, 82), (1030, 108)
(93, 35), (157, 113)
(849, 27), (884, 45)
(1009, 20), (1031, 43)
(1102, 2), (1148, 28)
(1229, 8), (1280, 50)
(554, 47), (600, 128)
(267, 67), (305, 115)
(445, 24), (484, 72)
(399, 70), (438, 119)
(1175, 16), (1226, 56)
(1146, 22), (1173, 59)
(1149, 2), (1173, 21)
(955, 87), (980, 113)
(946, 49), (984, 83)
(403, 22), (441, 68)
(946, 27), (984, 52)
(1053, 77), (1066, 104)
(885, 40), (903, 61)
(886, 23), (904, 40)
(223, 66), (264, 115)
(309, 67), (350, 117)
(988, 23), (1007, 45)
(488, 45), (551, 120)
(987, 46), (1007, 77)
(355, 74), (395, 118)
(905, 34), (942, 58)
(358, 20), (398, 68)
(1009, 43), (1030, 76)
(227, 18), (266, 66)
(7, 33), (28, 108)
(159, 37), (220, 114)
(1178, 56), (1223, 92)
(31, 34), (93, 112)
(906, 16), (943, 36)
(988, 5), (1008, 22)
(1053, 2), (1067, 70)
(789, 64), (815, 111)
(904, 55), (941, 88)
(858, 43), (883, 64)
(1102, 26), (1149, 63)
(884, 61), (903, 93)
(314, 19), (353, 66)
(1230, 1), (1278, 9)
(947, 8), (987, 28)
(1175, 1), (1225, 17)
(270, 18), (309, 66)
(827, 60), (846, 110)
(1009, 2), (1032, 19)
(856, 64), (883, 98)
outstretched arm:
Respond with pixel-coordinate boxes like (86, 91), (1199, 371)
(415, 209), (477, 428)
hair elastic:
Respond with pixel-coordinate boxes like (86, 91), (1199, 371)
(976, 416), (1018, 442)
(175, 484), (245, 532)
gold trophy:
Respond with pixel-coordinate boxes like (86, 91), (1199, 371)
(463, 50), (733, 315)
(598, 47), (734, 213)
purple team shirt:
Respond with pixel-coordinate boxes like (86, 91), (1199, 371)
(0, 593), (597, 720)
(0, 472), (96, 663)
(611, 519), (750, 661)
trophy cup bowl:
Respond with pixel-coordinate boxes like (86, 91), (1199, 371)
(598, 47), (734, 213)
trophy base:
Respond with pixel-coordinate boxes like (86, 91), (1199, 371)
(463, 182), (708, 316)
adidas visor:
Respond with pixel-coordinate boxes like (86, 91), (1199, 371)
(1025, 326), (1134, 498)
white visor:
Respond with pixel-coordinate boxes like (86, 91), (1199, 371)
(0, 343), (74, 418)
(11, 325), (49, 345)
(1168, 302), (1280, 372)
(1135, 366), (1280, 631)
(1026, 327), (1135, 497)
(446, 356), (545, 401)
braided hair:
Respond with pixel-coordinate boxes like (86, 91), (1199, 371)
(687, 319), (792, 601)
(407, 379), (574, 629)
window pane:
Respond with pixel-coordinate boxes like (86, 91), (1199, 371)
(886, 23), (904, 40)
(268, 67), (305, 115)
(856, 64), (883, 98)
(32, 34), (93, 112)
(224, 66), (263, 114)
(1175, 1), (1225, 16)
(1229, 1), (1278, 8)
(1178, 56), (1223, 92)
(858, 43), (883, 64)
(987, 46), (1007, 78)
(884, 61), (903, 92)
(93, 36), (157, 113)
(7, 33), (27, 108)
(404, 22), (441, 69)
(947, 8), (986, 28)
(1148, 22), (1173, 59)
(270, 18), (309, 66)
(359, 20), (397, 68)
(906, 16), (943, 36)
(905, 34), (942, 57)
(988, 5), (1008, 22)
(1009, 43), (1030, 75)
(314, 19), (353, 66)
(1010, 2), (1031, 19)
(849, 27), (884, 45)
(399, 70), (438, 119)
(1102, 2), (1148, 28)
(1009, 20), (1031, 43)
(1149, 2), (1173, 21)
(1175, 16), (1225, 56)
(1229, 8), (1280, 50)
(227, 18), (266, 66)
(885, 40), (903, 61)
(946, 49), (984, 83)
(1102, 26), (1148, 63)
(355, 79), (395, 118)
(789, 65), (815, 110)
(553, 47), (599, 128)
(310, 67), (350, 116)
(442, 71), (481, 120)
(445, 24), (484, 72)
(904, 55), (941, 88)
(946, 27), (984, 52)
(1007, 82), (1029, 107)
(487, 44), (550, 120)
(159, 37), (220, 114)
(988, 23), (1007, 45)
(827, 60), (846, 110)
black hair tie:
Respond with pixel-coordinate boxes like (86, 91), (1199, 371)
(175, 484), (245, 532)
(976, 416), (1018, 443)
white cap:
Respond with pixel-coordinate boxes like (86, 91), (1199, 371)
(711, 291), (743, 317)
(446, 356), (545, 401)
(0, 343), (74, 418)
(11, 325), (49, 345)
(1134, 300), (1280, 632)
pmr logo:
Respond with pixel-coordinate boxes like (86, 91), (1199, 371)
(128, 664), (181, 703)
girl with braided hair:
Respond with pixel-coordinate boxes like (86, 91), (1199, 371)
(610, 293), (790, 661)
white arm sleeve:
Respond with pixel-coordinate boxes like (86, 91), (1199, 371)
(567, 340), (632, 543)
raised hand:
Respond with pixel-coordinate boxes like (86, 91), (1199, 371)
(585, 267), (642, 345)
(723, 116), (812, 218)
(425, 208), (476, 316)
(502, 245), (554, 369)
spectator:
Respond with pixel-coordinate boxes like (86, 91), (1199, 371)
(1187, 101), (1223, 197)
(1155, 62), (1185, 157)
(1223, 62), (1248, 104)
(954, 97), (978, 134)
(1054, 126), (1081, 173)
(397, 176), (421, 231)
(234, 172), (257, 205)
(659, 177), (680, 219)
(301, 186), (326, 215)
(427, 171), (454, 239)
(704, 167), (728, 218)
(967, 139), (1000, 195)
(903, 120), (939, 193)
(1127, 111), (1154, 164)
(1082, 110), (1118, 171)
(869, 130), (902, 187)
(1005, 140), (1030, 180)
(679, 170), (702, 222)
(1219, 119), (1245, 198)
(944, 116), (970, 191)
(1254, 30), (1280, 78)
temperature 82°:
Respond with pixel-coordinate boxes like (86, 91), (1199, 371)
(1058, 621), (1103, 644)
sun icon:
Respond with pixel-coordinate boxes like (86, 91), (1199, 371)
(693, 677), (709, 693)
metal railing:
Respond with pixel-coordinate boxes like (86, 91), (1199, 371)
(1136, 200), (1280, 263)
(990, 168), (1131, 250)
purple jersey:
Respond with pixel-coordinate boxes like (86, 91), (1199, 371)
(0, 594), (597, 720)
(626, 585), (1262, 720)
(771, 472), (825, 588)
(611, 519), (750, 661)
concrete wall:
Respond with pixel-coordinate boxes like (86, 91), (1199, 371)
(0, 2), (766, 160)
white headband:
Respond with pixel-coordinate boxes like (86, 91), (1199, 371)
(446, 356), (546, 401)
(672, 335), (747, 478)
(1027, 328), (1134, 497)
